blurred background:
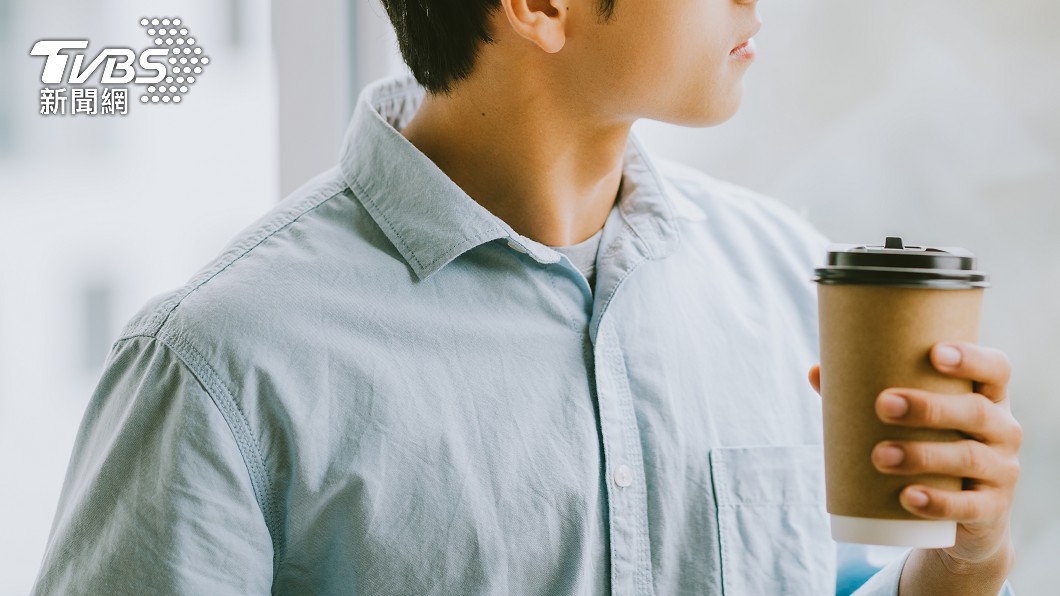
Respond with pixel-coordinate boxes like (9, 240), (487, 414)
(1, 0), (1056, 592)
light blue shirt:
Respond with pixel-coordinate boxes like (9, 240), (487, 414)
(34, 75), (1009, 595)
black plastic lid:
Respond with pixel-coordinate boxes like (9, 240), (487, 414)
(813, 236), (989, 289)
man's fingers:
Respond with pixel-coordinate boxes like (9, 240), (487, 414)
(872, 439), (1019, 486)
(931, 342), (1012, 403)
(875, 389), (1021, 446)
(897, 484), (1003, 525)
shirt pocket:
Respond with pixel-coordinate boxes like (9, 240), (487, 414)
(709, 444), (835, 596)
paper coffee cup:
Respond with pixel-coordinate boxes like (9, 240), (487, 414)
(813, 237), (989, 548)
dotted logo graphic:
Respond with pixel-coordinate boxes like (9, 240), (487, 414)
(137, 17), (209, 105)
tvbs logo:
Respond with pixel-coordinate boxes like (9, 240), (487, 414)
(30, 17), (209, 115)
(30, 41), (168, 85)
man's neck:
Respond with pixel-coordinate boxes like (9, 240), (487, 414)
(399, 69), (631, 247)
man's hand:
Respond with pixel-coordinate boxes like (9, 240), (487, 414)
(808, 342), (1021, 593)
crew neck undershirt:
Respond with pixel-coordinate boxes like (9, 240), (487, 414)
(549, 225), (605, 293)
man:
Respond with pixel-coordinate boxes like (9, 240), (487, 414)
(35, 0), (1021, 593)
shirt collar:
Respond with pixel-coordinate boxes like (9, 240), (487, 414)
(339, 74), (706, 281)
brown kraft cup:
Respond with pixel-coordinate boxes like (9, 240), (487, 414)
(813, 237), (989, 547)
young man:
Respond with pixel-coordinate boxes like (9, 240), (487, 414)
(35, 0), (1021, 593)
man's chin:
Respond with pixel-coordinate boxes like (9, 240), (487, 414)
(649, 87), (743, 128)
(662, 105), (741, 129)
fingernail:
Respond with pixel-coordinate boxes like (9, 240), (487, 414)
(878, 392), (909, 419)
(935, 344), (962, 368)
(874, 444), (904, 467)
(904, 488), (929, 508)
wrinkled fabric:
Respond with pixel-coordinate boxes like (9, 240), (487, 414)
(34, 75), (1011, 595)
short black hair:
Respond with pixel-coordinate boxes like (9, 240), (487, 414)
(380, 0), (617, 95)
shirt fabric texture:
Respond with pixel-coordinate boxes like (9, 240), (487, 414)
(34, 75), (1014, 596)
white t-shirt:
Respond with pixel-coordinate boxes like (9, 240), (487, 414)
(549, 223), (605, 292)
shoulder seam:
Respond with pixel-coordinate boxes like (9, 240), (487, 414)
(119, 177), (349, 341)
(145, 328), (287, 574)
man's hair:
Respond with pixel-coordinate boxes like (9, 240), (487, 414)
(379, 0), (617, 95)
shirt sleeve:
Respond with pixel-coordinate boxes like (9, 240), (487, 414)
(33, 335), (274, 595)
(837, 543), (911, 595)
(838, 542), (1016, 595)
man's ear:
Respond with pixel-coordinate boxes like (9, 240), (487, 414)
(499, 0), (568, 54)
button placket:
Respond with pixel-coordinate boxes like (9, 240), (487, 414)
(585, 196), (661, 595)
(594, 317), (654, 596)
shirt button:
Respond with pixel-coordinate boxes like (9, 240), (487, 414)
(613, 464), (634, 488)
(507, 240), (528, 254)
